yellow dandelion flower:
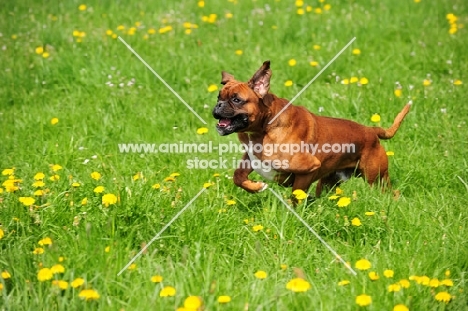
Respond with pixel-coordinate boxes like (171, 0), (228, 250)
(81, 197), (88, 205)
(151, 275), (163, 283)
(0, 229), (4, 240)
(34, 172), (45, 180)
(423, 79), (431, 86)
(159, 286), (176, 297)
(203, 182), (213, 189)
(207, 84), (218, 92)
(293, 189), (307, 200)
(34, 189), (44, 196)
(341, 79), (350, 85)
(328, 195), (339, 200)
(280, 264), (288, 270)
(370, 114), (381, 123)
(33, 247), (44, 254)
(338, 280), (350, 286)
(284, 80), (293, 87)
(19, 197), (35, 206)
(314, 8), (322, 14)
(384, 269), (394, 278)
(38, 237), (52, 246)
(37, 268), (53, 281)
(35, 46), (44, 54)
(337, 197), (351, 207)
(1, 271), (11, 279)
(252, 225), (264, 232)
(435, 291), (451, 303)
(288, 59), (297, 66)
(197, 127), (208, 134)
(218, 295), (231, 303)
(445, 270), (451, 277)
(106, 29), (113, 36)
(393, 304), (409, 311)
(225, 13), (233, 18)
(127, 263), (137, 271)
(313, 44), (321, 50)
(52, 280), (69, 290)
(71, 278), (85, 288)
(386, 151), (395, 156)
(58, 256), (65, 262)
(235, 49), (243, 55)
(72, 182), (81, 187)
(50, 264), (65, 274)
(2, 168), (14, 176)
(324, 4), (331, 10)
(184, 296), (203, 309)
(352, 48), (361, 55)
(309, 61), (319, 67)
(197, 0), (205, 8)
(430, 278), (440, 287)
(49, 174), (60, 181)
(226, 200), (236, 205)
(368, 271), (379, 280)
(453, 79), (462, 85)
(355, 259), (371, 270)
(185, 29), (192, 35)
(152, 183), (161, 189)
(394, 89), (402, 97)
(254, 270), (267, 279)
(306, 5), (312, 12)
(350, 77), (359, 84)
(91, 172), (101, 180)
(11, 34), (18, 40)
(399, 279), (410, 288)
(42, 52), (50, 58)
(295, 0), (304, 6)
(147, 28), (156, 35)
(351, 217), (362, 227)
(440, 279), (453, 286)
(359, 77), (369, 85)
(355, 294), (372, 307)
(104, 246), (110, 253)
(51, 164), (62, 171)
(164, 176), (175, 182)
(297, 8), (305, 15)
(102, 193), (118, 207)
(93, 186), (105, 193)
(78, 4), (87, 11)
(388, 283), (401, 292)
(79, 289), (100, 301)
(286, 278), (311, 292)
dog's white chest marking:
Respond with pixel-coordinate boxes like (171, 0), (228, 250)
(245, 150), (278, 181)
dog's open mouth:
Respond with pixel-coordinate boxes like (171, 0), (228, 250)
(217, 118), (232, 128)
(215, 114), (249, 135)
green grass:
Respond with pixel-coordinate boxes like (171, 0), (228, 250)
(1, 0), (468, 310)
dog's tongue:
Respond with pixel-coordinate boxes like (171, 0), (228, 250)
(218, 118), (232, 127)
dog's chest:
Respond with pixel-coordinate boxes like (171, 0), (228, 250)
(245, 149), (278, 181)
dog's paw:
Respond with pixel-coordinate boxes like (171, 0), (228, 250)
(258, 182), (268, 192)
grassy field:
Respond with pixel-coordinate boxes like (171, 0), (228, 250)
(1, 0), (468, 310)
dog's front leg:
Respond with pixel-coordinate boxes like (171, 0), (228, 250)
(233, 153), (268, 193)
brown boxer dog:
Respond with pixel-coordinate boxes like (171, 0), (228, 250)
(212, 60), (411, 197)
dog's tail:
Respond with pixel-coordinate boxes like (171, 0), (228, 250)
(374, 101), (412, 140)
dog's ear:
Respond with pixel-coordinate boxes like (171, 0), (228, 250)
(248, 60), (272, 98)
(221, 71), (235, 85)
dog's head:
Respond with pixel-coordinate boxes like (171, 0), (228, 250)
(212, 61), (272, 136)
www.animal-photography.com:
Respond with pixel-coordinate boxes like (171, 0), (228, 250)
(1, 0), (467, 310)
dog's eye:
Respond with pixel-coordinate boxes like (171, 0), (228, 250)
(232, 97), (242, 104)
